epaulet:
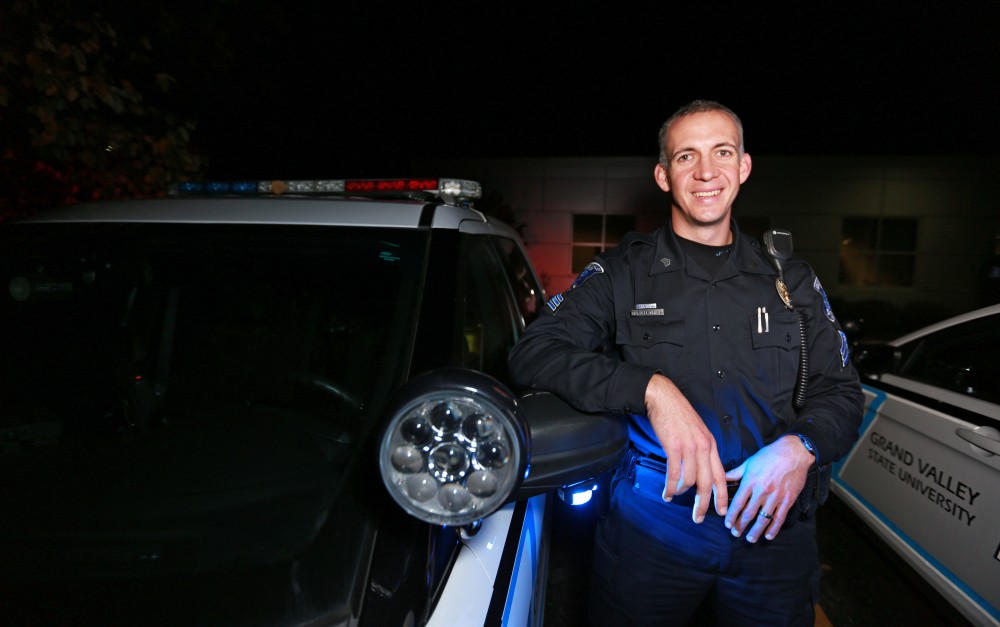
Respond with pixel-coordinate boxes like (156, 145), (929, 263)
(597, 231), (652, 264)
(621, 231), (655, 248)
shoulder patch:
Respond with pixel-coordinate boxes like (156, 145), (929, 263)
(813, 276), (837, 323)
(570, 262), (604, 289)
(546, 262), (604, 312)
(838, 330), (850, 368)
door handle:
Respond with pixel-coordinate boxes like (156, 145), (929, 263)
(956, 427), (1000, 455)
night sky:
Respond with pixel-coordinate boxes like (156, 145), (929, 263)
(158, 2), (1000, 179)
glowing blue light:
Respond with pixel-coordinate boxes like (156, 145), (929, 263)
(176, 182), (204, 193)
(231, 181), (257, 193)
(570, 490), (594, 506)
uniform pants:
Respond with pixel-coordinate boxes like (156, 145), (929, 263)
(588, 473), (820, 626)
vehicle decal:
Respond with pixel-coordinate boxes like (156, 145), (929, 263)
(831, 385), (1000, 623)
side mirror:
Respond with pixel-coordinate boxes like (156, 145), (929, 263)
(513, 391), (629, 503)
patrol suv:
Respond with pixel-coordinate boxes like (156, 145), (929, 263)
(833, 304), (1000, 626)
(0, 179), (627, 626)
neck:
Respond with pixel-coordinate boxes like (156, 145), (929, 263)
(671, 214), (733, 247)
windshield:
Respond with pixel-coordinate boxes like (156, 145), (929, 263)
(0, 222), (426, 624)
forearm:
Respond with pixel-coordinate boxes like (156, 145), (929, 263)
(509, 330), (654, 414)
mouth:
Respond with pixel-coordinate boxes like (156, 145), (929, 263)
(692, 190), (722, 198)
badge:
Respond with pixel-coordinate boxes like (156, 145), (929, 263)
(775, 278), (793, 309)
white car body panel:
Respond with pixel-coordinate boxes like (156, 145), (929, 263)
(427, 494), (546, 627)
(833, 382), (1000, 626)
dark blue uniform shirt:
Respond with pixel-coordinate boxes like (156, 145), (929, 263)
(508, 220), (863, 469)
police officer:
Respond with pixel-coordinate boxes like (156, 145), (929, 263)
(508, 100), (863, 626)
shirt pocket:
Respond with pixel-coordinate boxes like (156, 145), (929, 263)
(749, 310), (801, 394)
(618, 316), (685, 371)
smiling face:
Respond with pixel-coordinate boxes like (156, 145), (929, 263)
(654, 110), (752, 244)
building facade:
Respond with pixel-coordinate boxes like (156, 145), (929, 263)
(434, 155), (1000, 338)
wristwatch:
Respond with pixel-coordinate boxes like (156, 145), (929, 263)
(797, 434), (817, 459)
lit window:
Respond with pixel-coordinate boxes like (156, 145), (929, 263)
(840, 218), (917, 287)
(572, 214), (636, 273)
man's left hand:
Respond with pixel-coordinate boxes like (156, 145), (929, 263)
(723, 435), (814, 543)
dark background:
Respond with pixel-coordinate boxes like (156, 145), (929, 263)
(104, 1), (1000, 179)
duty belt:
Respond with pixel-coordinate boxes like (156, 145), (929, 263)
(620, 447), (831, 522)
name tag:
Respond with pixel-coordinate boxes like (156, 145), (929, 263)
(630, 308), (664, 317)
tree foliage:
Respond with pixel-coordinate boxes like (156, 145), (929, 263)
(0, 0), (206, 220)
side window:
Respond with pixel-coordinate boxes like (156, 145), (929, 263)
(461, 236), (519, 381)
(492, 235), (544, 329)
(899, 314), (1000, 404)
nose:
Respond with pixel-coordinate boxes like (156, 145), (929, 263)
(695, 157), (717, 180)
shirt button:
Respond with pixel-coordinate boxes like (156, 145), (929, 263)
(709, 282), (717, 288)
(717, 370), (725, 378)
(722, 415), (732, 424)
(643, 333), (651, 340)
(712, 324), (721, 331)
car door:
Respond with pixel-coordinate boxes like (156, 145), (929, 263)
(832, 311), (1000, 625)
(424, 233), (548, 627)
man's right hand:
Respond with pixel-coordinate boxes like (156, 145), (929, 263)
(645, 374), (729, 522)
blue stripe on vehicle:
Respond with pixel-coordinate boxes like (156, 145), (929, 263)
(501, 498), (538, 626)
(832, 385), (1000, 623)
(831, 384), (886, 478)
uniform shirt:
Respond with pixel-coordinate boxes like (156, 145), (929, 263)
(507, 220), (863, 469)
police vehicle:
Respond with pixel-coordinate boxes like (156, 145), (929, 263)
(832, 303), (1000, 626)
(0, 178), (628, 626)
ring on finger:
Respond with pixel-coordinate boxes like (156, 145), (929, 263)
(758, 509), (774, 520)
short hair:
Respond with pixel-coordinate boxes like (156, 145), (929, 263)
(658, 100), (745, 165)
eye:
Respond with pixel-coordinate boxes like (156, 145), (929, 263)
(717, 149), (734, 158)
(676, 153), (693, 163)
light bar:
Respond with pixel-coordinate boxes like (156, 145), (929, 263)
(169, 178), (482, 205)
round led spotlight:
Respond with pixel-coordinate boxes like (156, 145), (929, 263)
(379, 368), (528, 526)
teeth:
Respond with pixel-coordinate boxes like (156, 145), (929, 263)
(693, 190), (721, 197)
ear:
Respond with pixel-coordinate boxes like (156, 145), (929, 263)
(654, 163), (671, 192)
(739, 152), (752, 184)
